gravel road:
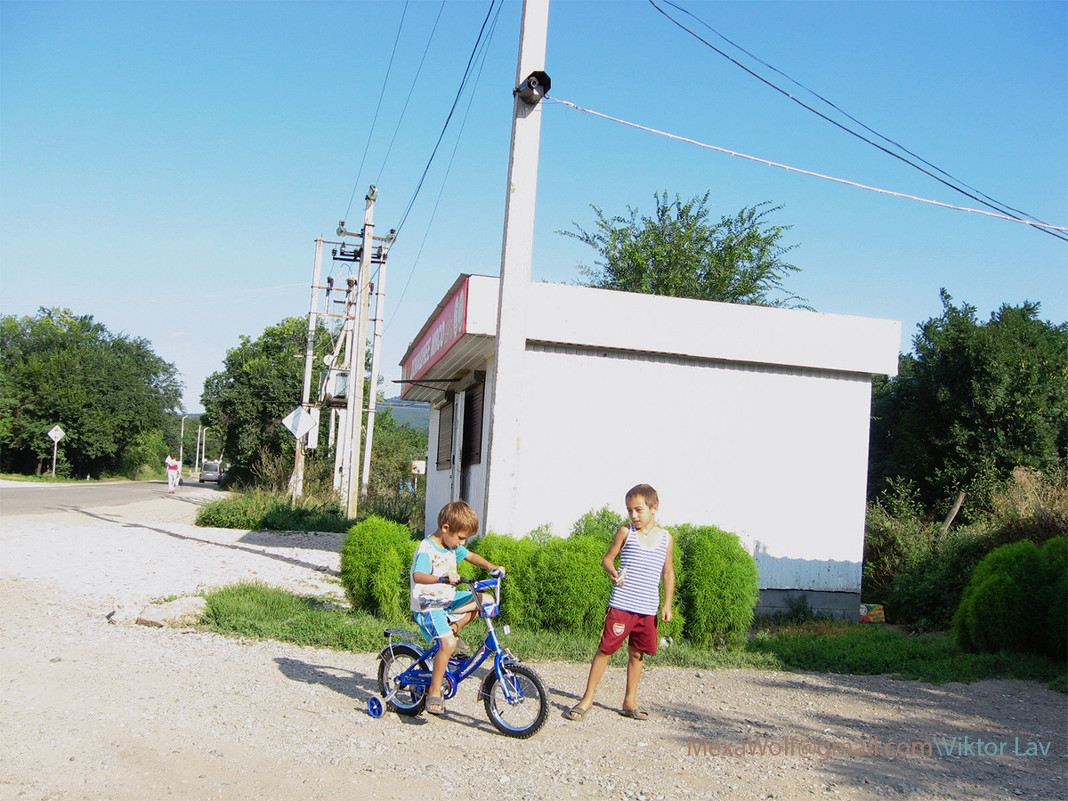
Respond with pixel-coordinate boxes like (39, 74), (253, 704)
(0, 483), (1064, 801)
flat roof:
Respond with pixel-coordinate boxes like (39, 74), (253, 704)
(399, 275), (901, 401)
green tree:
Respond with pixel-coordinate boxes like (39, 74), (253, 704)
(201, 318), (428, 501)
(561, 192), (804, 307)
(201, 317), (324, 475)
(0, 308), (182, 476)
(870, 291), (1068, 518)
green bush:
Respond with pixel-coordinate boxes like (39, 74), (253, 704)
(888, 528), (994, 629)
(952, 540), (1046, 654)
(469, 532), (539, 628)
(195, 490), (355, 533)
(530, 535), (612, 637)
(339, 516), (416, 619)
(1041, 536), (1067, 659)
(676, 525), (759, 650)
(196, 491), (274, 530)
(862, 485), (937, 602)
(337, 512), (754, 652)
(570, 506), (625, 548)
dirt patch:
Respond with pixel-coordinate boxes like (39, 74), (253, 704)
(0, 490), (1064, 801)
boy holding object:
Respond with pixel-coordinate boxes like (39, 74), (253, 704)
(410, 500), (504, 716)
(566, 484), (675, 721)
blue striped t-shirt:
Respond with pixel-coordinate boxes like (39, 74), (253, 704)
(609, 526), (670, 616)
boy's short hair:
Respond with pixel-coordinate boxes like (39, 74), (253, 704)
(437, 500), (480, 535)
(625, 483), (659, 508)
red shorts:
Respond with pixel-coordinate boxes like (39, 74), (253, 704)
(598, 606), (659, 656)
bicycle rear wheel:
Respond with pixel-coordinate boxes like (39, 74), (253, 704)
(377, 643), (427, 716)
(481, 663), (548, 738)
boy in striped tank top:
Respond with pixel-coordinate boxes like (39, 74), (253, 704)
(566, 484), (675, 721)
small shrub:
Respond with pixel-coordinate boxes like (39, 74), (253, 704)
(361, 492), (425, 535)
(196, 491), (274, 529)
(339, 516), (416, 619)
(952, 540), (1046, 654)
(1041, 536), (1067, 659)
(677, 525), (759, 650)
(469, 532), (539, 629)
(531, 535), (612, 637)
(990, 466), (1068, 544)
(862, 484), (937, 602)
(570, 507), (625, 548)
(888, 527), (994, 628)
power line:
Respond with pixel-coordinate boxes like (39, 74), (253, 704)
(393, 0), (502, 241)
(387, 0), (505, 333)
(548, 97), (1068, 235)
(341, 1), (410, 225)
(646, 0), (1066, 242)
(375, 0), (447, 186)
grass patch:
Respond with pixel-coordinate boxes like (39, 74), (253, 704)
(203, 582), (392, 651)
(748, 621), (1066, 688)
(202, 583), (1065, 691)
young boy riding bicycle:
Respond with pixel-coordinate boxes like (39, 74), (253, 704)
(409, 500), (504, 716)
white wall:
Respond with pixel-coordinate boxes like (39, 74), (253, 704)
(515, 344), (873, 592)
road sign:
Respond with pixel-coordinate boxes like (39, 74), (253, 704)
(48, 425), (65, 443)
(282, 406), (319, 441)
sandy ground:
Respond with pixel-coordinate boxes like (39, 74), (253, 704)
(0, 485), (1065, 801)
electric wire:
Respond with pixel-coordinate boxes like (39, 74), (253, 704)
(375, 0), (447, 186)
(341, 1), (410, 226)
(547, 97), (1068, 234)
(392, 0), (502, 241)
(654, 0), (1042, 226)
(387, 0), (505, 334)
(647, 0), (1066, 242)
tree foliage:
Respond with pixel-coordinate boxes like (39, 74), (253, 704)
(0, 308), (181, 476)
(870, 291), (1068, 518)
(561, 192), (804, 307)
(201, 317), (428, 504)
(201, 317), (330, 474)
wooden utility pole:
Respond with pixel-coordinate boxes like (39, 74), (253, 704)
(483, 0), (550, 534)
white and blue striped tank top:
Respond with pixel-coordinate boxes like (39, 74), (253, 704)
(609, 525), (670, 616)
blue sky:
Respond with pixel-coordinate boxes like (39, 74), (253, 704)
(3, 0), (1065, 413)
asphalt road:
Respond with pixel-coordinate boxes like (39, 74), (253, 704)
(0, 479), (225, 517)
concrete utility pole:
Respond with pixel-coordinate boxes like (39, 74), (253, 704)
(360, 229), (395, 499)
(483, 0), (550, 534)
(342, 187), (377, 520)
(289, 238), (324, 501)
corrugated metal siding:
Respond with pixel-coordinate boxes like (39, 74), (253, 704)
(527, 341), (870, 385)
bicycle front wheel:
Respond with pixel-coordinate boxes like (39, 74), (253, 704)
(377, 643), (427, 716)
(481, 663), (548, 738)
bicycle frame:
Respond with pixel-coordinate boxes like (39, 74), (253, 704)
(382, 577), (524, 704)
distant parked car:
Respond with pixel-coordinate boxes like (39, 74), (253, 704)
(199, 461), (224, 483)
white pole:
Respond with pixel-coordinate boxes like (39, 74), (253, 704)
(360, 232), (392, 499)
(345, 188), (376, 519)
(51, 440), (57, 477)
(291, 238), (324, 501)
(333, 280), (357, 493)
(483, 0), (550, 535)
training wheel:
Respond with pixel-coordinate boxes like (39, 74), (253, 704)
(367, 697), (384, 718)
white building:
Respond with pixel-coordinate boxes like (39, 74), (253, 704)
(399, 274), (901, 617)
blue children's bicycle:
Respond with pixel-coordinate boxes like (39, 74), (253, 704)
(367, 572), (549, 739)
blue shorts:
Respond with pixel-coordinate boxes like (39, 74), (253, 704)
(414, 591), (475, 642)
